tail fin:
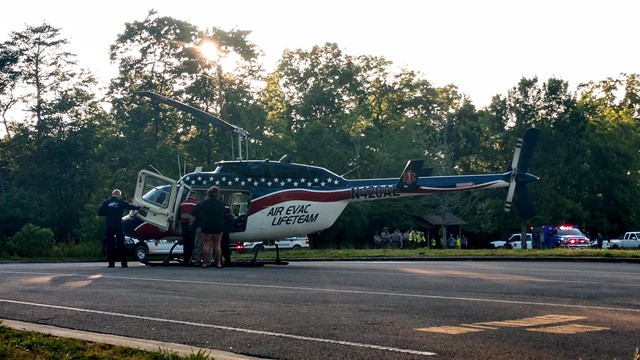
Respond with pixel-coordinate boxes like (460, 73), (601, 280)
(396, 160), (431, 191)
(504, 127), (540, 217)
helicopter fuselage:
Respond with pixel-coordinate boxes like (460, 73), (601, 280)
(124, 158), (536, 243)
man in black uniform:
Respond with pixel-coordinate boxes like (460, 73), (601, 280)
(98, 189), (140, 268)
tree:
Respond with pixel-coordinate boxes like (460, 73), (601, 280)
(0, 42), (20, 137)
(0, 23), (106, 241)
(108, 10), (264, 176)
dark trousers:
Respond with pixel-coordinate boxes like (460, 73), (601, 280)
(181, 222), (194, 265)
(105, 227), (126, 265)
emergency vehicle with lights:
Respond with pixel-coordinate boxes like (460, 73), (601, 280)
(532, 225), (590, 249)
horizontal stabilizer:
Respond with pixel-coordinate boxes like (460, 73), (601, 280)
(396, 160), (424, 191)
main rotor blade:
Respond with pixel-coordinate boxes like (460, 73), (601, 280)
(136, 91), (237, 132)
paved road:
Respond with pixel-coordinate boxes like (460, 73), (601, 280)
(0, 260), (638, 359)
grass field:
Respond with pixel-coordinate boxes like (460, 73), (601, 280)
(232, 247), (640, 260)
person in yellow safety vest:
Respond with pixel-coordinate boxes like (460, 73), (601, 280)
(455, 236), (461, 249)
(430, 238), (436, 249)
(416, 231), (425, 247)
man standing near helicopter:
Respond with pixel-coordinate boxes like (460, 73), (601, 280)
(179, 192), (198, 266)
(98, 189), (140, 268)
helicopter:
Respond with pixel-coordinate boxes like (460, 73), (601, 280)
(123, 91), (540, 255)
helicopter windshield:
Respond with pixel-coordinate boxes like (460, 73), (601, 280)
(141, 184), (172, 209)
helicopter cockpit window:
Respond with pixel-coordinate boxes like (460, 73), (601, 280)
(141, 182), (172, 209)
(231, 193), (251, 216)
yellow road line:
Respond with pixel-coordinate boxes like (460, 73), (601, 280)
(415, 326), (484, 335)
(474, 314), (585, 328)
(527, 324), (610, 334)
(460, 323), (498, 330)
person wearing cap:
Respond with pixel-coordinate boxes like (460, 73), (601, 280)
(98, 189), (140, 268)
(179, 192), (198, 266)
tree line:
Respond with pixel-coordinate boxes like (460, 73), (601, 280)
(1, 10), (639, 252)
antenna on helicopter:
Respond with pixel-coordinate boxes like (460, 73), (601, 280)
(340, 166), (361, 178)
(148, 165), (163, 176)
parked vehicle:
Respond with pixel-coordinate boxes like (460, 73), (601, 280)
(490, 233), (533, 249)
(606, 232), (640, 249)
(531, 225), (589, 249)
(240, 235), (310, 253)
(125, 236), (242, 262)
(125, 236), (180, 262)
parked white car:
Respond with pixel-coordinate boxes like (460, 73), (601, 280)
(241, 235), (310, 253)
(490, 233), (533, 249)
(605, 232), (640, 249)
(125, 236), (239, 261)
(125, 236), (182, 262)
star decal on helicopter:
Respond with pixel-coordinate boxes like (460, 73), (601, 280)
(180, 173), (343, 189)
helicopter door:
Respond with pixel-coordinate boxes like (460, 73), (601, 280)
(133, 170), (178, 231)
(171, 184), (192, 233)
(229, 192), (251, 231)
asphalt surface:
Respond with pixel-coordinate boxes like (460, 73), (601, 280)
(0, 257), (639, 359)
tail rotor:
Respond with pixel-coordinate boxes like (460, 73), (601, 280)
(504, 127), (540, 218)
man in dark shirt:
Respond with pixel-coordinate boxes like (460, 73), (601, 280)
(179, 193), (198, 266)
(98, 189), (140, 268)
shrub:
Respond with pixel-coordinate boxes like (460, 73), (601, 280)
(7, 224), (55, 258)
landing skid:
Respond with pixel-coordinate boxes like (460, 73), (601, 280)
(140, 260), (265, 267)
(139, 241), (270, 267)
(251, 243), (289, 265)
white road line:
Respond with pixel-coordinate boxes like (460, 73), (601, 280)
(0, 299), (437, 357)
(2, 270), (639, 313)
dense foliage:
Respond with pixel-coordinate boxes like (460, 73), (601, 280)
(1, 11), (639, 253)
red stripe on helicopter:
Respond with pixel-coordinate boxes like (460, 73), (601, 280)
(248, 189), (352, 216)
(406, 181), (503, 193)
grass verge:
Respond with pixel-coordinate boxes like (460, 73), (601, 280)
(0, 324), (211, 359)
(232, 247), (640, 260)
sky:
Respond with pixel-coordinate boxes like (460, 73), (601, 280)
(2, 0), (640, 108)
